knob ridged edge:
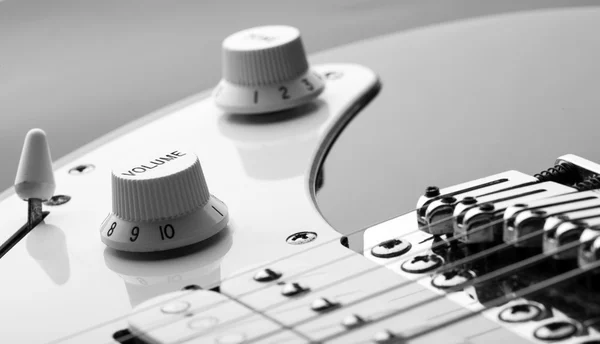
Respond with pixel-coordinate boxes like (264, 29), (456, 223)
(111, 155), (210, 222)
(222, 25), (309, 86)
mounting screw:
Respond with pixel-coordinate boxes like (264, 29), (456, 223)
(286, 231), (317, 245)
(69, 164), (95, 175)
(479, 203), (495, 211)
(424, 186), (440, 198)
(44, 195), (71, 206)
(461, 196), (477, 205)
(182, 284), (201, 291)
(324, 71), (343, 80)
(441, 196), (456, 204)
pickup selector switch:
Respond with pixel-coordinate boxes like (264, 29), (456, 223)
(213, 25), (325, 114)
(100, 149), (229, 252)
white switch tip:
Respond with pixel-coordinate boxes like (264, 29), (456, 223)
(14, 128), (56, 201)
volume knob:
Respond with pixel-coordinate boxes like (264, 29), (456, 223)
(214, 25), (325, 114)
(100, 149), (228, 252)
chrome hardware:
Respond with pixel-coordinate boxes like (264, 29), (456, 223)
(543, 220), (586, 259)
(310, 297), (340, 312)
(503, 191), (600, 248)
(417, 171), (536, 235)
(555, 154), (600, 184)
(43, 195), (71, 206)
(253, 268), (282, 282)
(498, 301), (547, 323)
(578, 228), (600, 269)
(280, 282), (310, 297)
(371, 238), (411, 258)
(417, 155), (600, 236)
(430, 269), (475, 289)
(533, 321), (580, 341)
(454, 182), (573, 244)
(286, 231), (317, 245)
(400, 254), (444, 273)
(372, 330), (397, 344)
(341, 314), (367, 329)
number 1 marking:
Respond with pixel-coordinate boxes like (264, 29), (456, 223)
(254, 90), (258, 104)
(211, 205), (223, 217)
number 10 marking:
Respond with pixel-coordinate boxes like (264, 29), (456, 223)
(159, 224), (175, 240)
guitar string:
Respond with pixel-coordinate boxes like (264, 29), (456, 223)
(57, 205), (422, 343)
(257, 237), (597, 344)
(102, 209), (508, 344)
(112, 193), (594, 343)
(170, 233), (595, 343)
(350, 260), (600, 344)
(60, 189), (573, 343)
(124, 214), (575, 344)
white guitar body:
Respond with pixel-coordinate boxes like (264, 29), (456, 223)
(2, 7), (600, 344)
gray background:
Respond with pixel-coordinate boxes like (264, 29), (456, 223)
(2, 0), (598, 190)
(2, 0), (599, 232)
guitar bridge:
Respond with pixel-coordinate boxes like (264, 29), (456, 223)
(417, 155), (600, 244)
(504, 191), (600, 250)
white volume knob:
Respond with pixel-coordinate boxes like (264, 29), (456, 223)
(213, 25), (325, 114)
(100, 149), (228, 252)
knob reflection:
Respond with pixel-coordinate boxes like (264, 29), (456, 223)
(26, 222), (70, 285)
(104, 226), (233, 307)
(218, 100), (328, 181)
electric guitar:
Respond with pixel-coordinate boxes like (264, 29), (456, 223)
(2, 7), (600, 344)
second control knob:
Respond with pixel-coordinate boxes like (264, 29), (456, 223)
(213, 25), (325, 114)
(100, 149), (229, 252)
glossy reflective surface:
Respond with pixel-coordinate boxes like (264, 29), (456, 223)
(0, 64), (379, 343)
(315, 7), (600, 235)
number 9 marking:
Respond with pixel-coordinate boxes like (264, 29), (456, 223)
(130, 226), (139, 242)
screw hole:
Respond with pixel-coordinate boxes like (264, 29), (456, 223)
(182, 284), (201, 291)
(69, 164), (95, 175)
(44, 195), (71, 206)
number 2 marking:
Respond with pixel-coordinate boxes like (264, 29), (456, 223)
(279, 86), (290, 99)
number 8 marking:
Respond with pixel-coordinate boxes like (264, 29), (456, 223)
(107, 222), (116, 236)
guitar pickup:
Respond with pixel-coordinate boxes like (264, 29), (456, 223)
(417, 154), (600, 237)
(503, 191), (600, 250)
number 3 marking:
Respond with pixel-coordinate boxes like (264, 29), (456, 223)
(302, 78), (314, 91)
